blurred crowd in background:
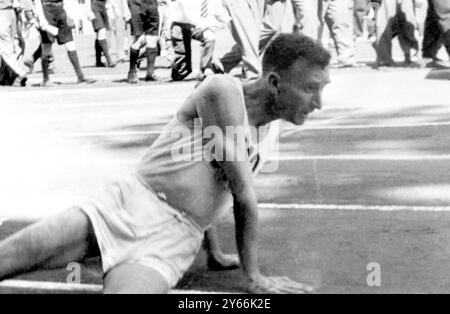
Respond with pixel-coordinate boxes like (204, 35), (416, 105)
(1, 0), (450, 86)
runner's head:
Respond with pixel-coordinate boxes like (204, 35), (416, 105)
(262, 34), (331, 125)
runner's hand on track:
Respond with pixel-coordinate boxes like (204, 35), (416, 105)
(246, 276), (315, 294)
(207, 253), (240, 271)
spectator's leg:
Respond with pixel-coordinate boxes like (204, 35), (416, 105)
(0, 10), (27, 80)
(218, 43), (243, 74)
(397, 3), (420, 64)
(97, 28), (115, 67)
(192, 27), (216, 77)
(374, 0), (396, 66)
(115, 17), (126, 61)
(144, 35), (159, 80)
(325, 0), (356, 66)
(430, 0), (450, 57)
(65, 41), (89, 83)
(422, 2), (442, 59)
(259, 0), (282, 55)
(170, 23), (192, 81)
(294, 0), (320, 39)
(219, 0), (262, 77)
(442, 30), (450, 56)
(128, 34), (145, 83)
(41, 43), (53, 85)
(353, 0), (369, 38)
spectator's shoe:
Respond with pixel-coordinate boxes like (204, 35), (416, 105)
(144, 73), (160, 82)
(107, 61), (117, 68)
(128, 71), (139, 84)
(77, 77), (96, 84)
(334, 55), (362, 68)
(196, 72), (207, 82)
(96, 62), (107, 68)
(41, 80), (56, 87)
(374, 59), (395, 68)
(335, 61), (363, 68)
(437, 61), (450, 68)
(19, 77), (27, 87)
(403, 59), (421, 68)
(423, 58), (450, 69)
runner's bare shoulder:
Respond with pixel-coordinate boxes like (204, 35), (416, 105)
(194, 75), (245, 128)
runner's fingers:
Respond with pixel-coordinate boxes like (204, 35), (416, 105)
(252, 277), (298, 294)
(247, 276), (314, 294)
(269, 281), (306, 294)
(271, 277), (315, 293)
(247, 278), (276, 294)
(281, 278), (315, 293)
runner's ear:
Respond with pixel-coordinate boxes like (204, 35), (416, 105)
(267, 72), (281, 95)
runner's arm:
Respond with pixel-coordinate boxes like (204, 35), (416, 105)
(204, 225), (240, 270)
(195, 77), (261, 283)
(196, 76), (316, 294)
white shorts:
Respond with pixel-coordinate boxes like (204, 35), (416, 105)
(79, 174), (204, 288)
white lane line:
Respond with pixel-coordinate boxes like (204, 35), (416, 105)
(0, 101), (171, 110)
(0, 102), (362, 111)
(0, 101), (179, 111)
(66, 154), (450, 164)
(259, 203), (450, 212)
(11, 120), (450, 139)
(284, 121), (450, 134)
(16, 155), (449, 166)
(275, 155), (450, 161)
(0, 280), (233, 294)
(22, 130), (163, 138)
(0, 280), (102, 293)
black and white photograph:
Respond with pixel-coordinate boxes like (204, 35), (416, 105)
(0, 0), (449, 298)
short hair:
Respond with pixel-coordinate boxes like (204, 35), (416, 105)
(262, 33), (331, 74)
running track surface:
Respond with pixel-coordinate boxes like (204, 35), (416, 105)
(0, 35), (449, 294)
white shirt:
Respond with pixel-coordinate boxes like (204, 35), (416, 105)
(169, 0), (229, 29)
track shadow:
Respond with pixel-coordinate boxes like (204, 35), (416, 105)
(111, 78), (173, 84)
(369, 61), (423, 70)
(91, 120), (171, 151)
(426, 68), (450, 80)
(30, 82), (62, 87)
(279, 104), (450, 158)
(3, 206), (450, 294)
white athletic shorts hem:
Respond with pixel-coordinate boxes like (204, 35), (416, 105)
(78, 174), (204, 288)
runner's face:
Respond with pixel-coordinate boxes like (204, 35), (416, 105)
(276, 62), (330, 125)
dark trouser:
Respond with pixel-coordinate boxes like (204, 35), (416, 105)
(170, 22), (215, 81)
(128, 0), (159, 36)
(423, 0), (450, 58)
(375, 2), (418, 63)
(0, 55), (18, 86)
